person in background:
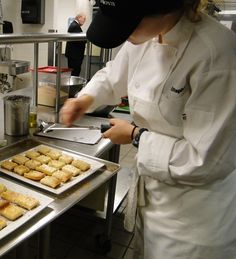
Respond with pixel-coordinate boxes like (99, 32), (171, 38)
(65, 13), (86, 77)
(61, 0), (236, 258)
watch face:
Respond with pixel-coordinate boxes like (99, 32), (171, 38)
(132, 128), (148, 148)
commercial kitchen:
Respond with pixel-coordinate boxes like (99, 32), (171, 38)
(0, 0), (236, 259)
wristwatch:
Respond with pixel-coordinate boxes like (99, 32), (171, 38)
(132, 128), (148, 148)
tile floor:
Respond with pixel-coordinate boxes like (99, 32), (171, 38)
(2, 144), (137, 259)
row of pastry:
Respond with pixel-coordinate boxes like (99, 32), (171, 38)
(0, 183), (39, 230)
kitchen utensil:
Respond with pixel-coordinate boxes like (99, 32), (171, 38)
(40, 122), (111, 134)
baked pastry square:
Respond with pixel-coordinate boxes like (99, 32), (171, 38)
(48, 160), (65, 170)
(25, 150), (40, 159)
(12, 155), (29, 165)
(72, 159), (91, 171)
(47, 149), (62, 160)
(59, 155), (74, 164)
(14, 165), (30, 176)
(52, 170), (73, 183)
(40, 176), (61, 188)
(0, 204), (24, 221)
(35, 164), (57, 176)
(24, 170), (45, 181)
(35, 155), (51, 164)
(0, 199), (9, 209)
(25, 159), (41, 170)
(1, 160), (18, 171)
(62, 164), (81, 176)
(37, 145), (51, 155)
(14, 194), (40, 210)
(1, 190), (18, 203)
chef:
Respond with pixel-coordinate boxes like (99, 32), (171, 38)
(61, 0), (236, 258)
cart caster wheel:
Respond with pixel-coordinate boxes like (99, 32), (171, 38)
(96, 233), (112, 253)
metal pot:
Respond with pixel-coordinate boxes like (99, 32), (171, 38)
(4, 95), (31, 136)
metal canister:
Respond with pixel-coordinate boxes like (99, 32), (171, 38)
(4, 95), (31, 136)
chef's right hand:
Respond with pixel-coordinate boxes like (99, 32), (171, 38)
(60, 94), (94, 126)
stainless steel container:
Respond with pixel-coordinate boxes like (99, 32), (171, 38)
(61, 76), (87, 98)
(4, 95), (31, 136)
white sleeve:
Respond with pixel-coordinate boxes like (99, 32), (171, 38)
(77, 44), (129, 112)
(137, 70), (236, 185)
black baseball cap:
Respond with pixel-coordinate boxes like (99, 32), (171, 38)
(87, 0), (184, 49)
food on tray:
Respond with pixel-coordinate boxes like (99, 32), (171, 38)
(52, 170), (73, 183)
(0, 184), (7, 194)
(25, 150), (40, 159)
(24, 170), (45, 181)
(72, 159), (91, 171)
(0, 199), (9, 209)
(59, 154), (74, 164)
(35, 155), (52, 164)
(0, 218), (7, 230)
(12, 155), (29, 165)
(1, 160), (18, 171)
(0, 204), (24, 221)
(25, 159), (41, 170)
(1, 190), (18, 203)
(36, 164), (57, 176)
(40, 176), (61, 188)
(37, 145), (51, 155)
(13, 165), (30, 176)
(62, 164), (81, 176)
(47, 150), (62, 160)
(48, 160), (65, 169)
(1, 189), (40, 210)
(14, 194), (40, 210)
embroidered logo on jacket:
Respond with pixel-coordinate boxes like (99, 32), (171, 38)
(171, 86), (185, 94)
(100, 0), (115, 6)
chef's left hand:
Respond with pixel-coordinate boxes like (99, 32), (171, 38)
(102, 118), (135, 144)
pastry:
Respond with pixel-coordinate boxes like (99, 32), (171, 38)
(12, 155), (29, 165)
(25, 159), (41, 170)
(37, 145), (51, 155)
(14, 194), (39, 210)
(0, 204), (24, 221)
(0, 218), (7, 230)
(40, 176), (61, 188)
(13, 165), (30, 176)
(47, 149), (62, 160)
(1, 160), (18, 171)
(59, 154), (74, 164)
(62, 164), (81, 176)
(52, 170), (73, 183)
(35, 164), (57, 176)
(35, 155), (51, 164)
(1, 190), (18, 203)
(48, 160), (65, 169)
(0, 184), (7, 194)
(24, 170), (45, 181)
(72, 159), (91, 171)
(25, 150), (40, 159)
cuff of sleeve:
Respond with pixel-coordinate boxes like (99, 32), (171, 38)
(137, 132), (177, 183)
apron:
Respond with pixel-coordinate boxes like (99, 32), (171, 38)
(124, 38), (236, 259)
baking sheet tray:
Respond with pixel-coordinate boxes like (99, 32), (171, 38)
(0, 144), (105, 195)
(0, 177), (53, 240)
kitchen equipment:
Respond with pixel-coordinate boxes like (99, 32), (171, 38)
(4, 95), (31, 136)
(41, 122), (111, 134)
(64, 76), (87, 98)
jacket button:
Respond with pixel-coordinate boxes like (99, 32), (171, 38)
(135, 83), (140, 89)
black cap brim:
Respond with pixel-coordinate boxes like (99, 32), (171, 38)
(87, 9), (143, 49)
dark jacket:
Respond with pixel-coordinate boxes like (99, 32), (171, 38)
(65, 20), (86, 58)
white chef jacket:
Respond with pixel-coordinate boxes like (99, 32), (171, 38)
(78, 13), (236, 259)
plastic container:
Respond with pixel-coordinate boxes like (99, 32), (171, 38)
(4, 95), (31, 136)
(37, 66), (71, 84)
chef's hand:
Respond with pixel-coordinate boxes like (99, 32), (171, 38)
(102, 118), (138, 144)
(60, 94), (94, 126)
